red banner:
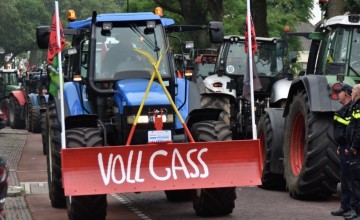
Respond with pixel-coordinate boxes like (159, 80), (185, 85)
(244, 14), (257, 54)
(47, 12), (66, 65)
(62, 140), (262, 196)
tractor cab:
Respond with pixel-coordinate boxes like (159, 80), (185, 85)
(0, 69), (21, 97)
(214, 35), (288, 100)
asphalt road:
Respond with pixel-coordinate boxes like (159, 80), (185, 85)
(3, 128), (343, 220)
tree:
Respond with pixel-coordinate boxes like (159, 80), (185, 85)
(327, 0), (346, 18)
(0, 0), (122, 67)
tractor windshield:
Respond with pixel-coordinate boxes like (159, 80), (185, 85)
(0, 72), (18, 85)
(94, 21), (170, 80)
(224, 40), (284, 77)
(349, 28), (360, 76)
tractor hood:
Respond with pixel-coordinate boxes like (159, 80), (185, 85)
(114, 79), (170, 114)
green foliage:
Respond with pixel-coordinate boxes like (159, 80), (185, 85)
(345, 0), (360, 13)
(0, 0), (317, 64)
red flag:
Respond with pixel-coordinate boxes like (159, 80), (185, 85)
(244, 15), (257, 54)
(47, 13), (66, 65)
(242, 14), (262, 100)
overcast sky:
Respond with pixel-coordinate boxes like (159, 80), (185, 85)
(310, 0), (322, 25)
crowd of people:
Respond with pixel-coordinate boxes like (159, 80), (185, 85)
(332, 83), (360, 220)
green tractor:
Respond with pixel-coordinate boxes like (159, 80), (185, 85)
(0, 69), (25, 129)
(257, 12), (360, 199)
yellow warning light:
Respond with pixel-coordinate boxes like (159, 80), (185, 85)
(154, 7), (163, 17)
(68, 10), (76, 22)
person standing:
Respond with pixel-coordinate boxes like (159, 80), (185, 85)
(331, 84), (357, 218)
(346, 84), (360, 220)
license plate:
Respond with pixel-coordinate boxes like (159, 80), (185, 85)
(148, 130), (172, 143)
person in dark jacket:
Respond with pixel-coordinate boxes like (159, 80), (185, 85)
(346, 84), (360, 220)
(331, 84), (357, 218)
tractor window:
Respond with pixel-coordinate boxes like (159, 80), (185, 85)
(224, 41), (283, 77)
(327, 28), (350, 64)
(349, 28), (360, 76)
(9, 73), (18, 85)
(95, 22), (170, 81)
(325, 27), (350, 75)
(225, 42), (247, 75)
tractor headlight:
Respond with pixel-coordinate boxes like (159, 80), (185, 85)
(127, 114), (174, 124)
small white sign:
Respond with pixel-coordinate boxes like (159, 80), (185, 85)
(148, 130), (172, 143)
(226, 65), (235, 73)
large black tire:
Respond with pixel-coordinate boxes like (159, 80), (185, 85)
(31, 106), (41, 133)
(8, 96), (25, 129)
(257, 111), (286, 190)
(164, 189), (193, 202)
(200, 95), (231, 126)
(0, 99), (9, 126)
(25, 100), (32, 131)
(47, 101), (66, 208)
(283, 91), (339, 200)
(41, 111), (47, 155)
(191, 120), (236, 217)
(66, 128), (107, 220)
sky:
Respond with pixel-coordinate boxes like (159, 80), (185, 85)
(310, 0), (322, 25)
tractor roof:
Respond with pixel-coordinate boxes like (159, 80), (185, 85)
(68, 12), (174, 29)
(223, 35), (280, 42)
(0, 69), (18, 73)
(326, 14), (360, 27)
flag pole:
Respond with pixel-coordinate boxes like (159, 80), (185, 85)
(55, 1), (66, 149)
(246, 0), (257, 139)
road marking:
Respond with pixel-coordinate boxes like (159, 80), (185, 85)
(112, 194), (152, 220)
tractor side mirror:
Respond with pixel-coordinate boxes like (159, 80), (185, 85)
(209, 21), (224, 44)
(36, 26), (50, 49)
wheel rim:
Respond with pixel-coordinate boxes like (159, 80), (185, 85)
(290, 112), (305, 176)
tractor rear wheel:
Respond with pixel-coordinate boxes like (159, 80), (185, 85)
(257, 111), (286, 190)
(283, 91), (339, 200)
(31, 106), (41, 133)
(41, 111), (47, 155)
(66, 128), (107, 220)
(8, 96), (25, 129)
(25, 100), (32, 131)
(191, 120), (236, 216)
(47, 101), (66, 208)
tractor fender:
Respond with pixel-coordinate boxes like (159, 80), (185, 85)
(270, 78), (292, 104)
(174, 79), (201, 130)
(284, 75), (341, 117)
(53, 97), (97, 130)
(10, 90), (26, 106)
(201, 74), (236, 98)
(27, 93), (41, 106)
(264, 108), (285, 174)
(63, 82), (90, 116)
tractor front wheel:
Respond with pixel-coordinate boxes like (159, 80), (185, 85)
(191, 120), (236, 216)
(47, 101), (66, 208)
(66, 128), (107, 220)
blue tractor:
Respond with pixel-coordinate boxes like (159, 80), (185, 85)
(36, 9), (261, 220)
